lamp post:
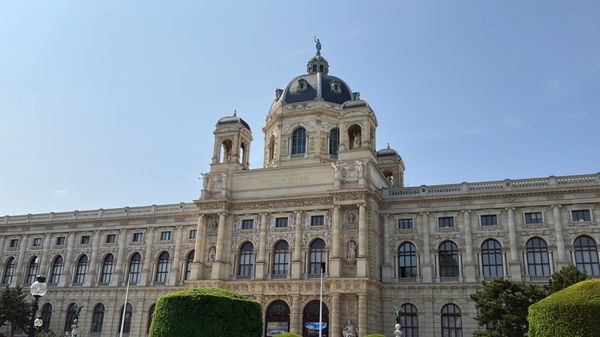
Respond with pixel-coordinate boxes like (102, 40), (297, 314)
(28, 275), (48, 337)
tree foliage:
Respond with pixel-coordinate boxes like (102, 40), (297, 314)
(470, 279), (545, 337)
(544, 265), (588, 295)
(0, 286), (32, 337)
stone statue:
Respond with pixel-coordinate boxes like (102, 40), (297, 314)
(207, 246), (216, 262)
(342, 320), (357, 337)
(347, 241), (357, 259)
(314, 36), (321, 55)
(201, 173), (209, 190)
(393, 305), (403, 337)
(352, 131), (361, 149)
(331, 162), (342, 182)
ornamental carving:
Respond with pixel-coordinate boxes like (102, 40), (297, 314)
(332, 160), (366, 183)
(230, 196), (332, 211)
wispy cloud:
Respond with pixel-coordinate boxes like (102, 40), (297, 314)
(503, 115), (525, 129)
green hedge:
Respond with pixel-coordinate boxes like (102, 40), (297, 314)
(148, 287), (262, 337)
(364, 334), (385, 337)
(528, 279), (600, 337)
(274, 333), (302, 337)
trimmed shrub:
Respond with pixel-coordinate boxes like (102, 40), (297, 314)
(364, 334), (385, 337)
(528, 279), (600, 337)
(148, 287), (262, 337)
(274, 333), (302, 337)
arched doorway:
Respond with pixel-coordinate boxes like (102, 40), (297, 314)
(265, 300), (290, 336)
(303, 300), (328, 337)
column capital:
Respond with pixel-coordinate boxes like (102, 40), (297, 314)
(462, 210), (471, 214)
(504, 207), (515, 211)
(551, 204), (562, 209)
(357, 203), (367, 208)
(295, 210), (303, 215)
(199, 213), (207, 219)
(420, 211), (430, 216)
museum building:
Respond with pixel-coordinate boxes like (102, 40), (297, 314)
(1, 45), (600, 337)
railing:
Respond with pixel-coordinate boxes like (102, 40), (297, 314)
(2, 202), (200, 225)
(387, 173), (600, 198)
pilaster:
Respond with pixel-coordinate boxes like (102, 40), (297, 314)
(291, 211), (303, 279)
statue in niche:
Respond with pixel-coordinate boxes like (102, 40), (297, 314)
(342, 320), (357, 337)
(201, 173), (209, 190)
(207, 246), (216, 262)
(347, 240), (357, 260)
(352, 131), (361, 149)
(347, 212), (356, 224)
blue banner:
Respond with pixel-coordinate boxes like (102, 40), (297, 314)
(304, 322), (328, 330)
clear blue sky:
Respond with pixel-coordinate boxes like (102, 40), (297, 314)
(1, 1), (599, 215)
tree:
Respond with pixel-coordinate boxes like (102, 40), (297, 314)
(470, 279), (545, 337)
(544, 265), (588, 295)
(0, 287), (32, 337)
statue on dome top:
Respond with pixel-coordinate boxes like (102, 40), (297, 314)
(314, 36), (321, 56)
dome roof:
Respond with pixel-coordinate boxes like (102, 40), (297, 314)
(377, 144), (399, 157)
(216, 112), (250, 131)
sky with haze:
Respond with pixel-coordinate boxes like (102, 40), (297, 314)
(1, 1), (599, 215)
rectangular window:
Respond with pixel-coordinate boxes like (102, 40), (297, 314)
(132, 233), (144, 242)
(106, 234), (116, 244)
(9, 239), (19, 248)
(525, 212), (543, 224)
(275, 217), (288, 228)
(310, 215), (325, 226)
(480, 214), (498, 226)
(398, 218), (414, 230)
(572, 210), (591, 222)
(160, 231), (172, 241)
(241, 219), (254, 230)
(188, 229), (197, 239)
(33, 238), (42, 247)
(438, 216), (455, 228)
(56, 236), (65, 246)
(80, 235), (90, 245)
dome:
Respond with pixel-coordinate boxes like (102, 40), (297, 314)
(216, 112), (250, 131)
(377, 144), (399, 157)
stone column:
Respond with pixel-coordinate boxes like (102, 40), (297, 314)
(292, 211), (303, 279)
(62, 232), (75, 287)
(141, 228), (155, 286)
(382, 214), (393, 281)
(358, 293), (367, 336)
(552, 205), (568, 268)
(330, 206), (342, 277)
(212, 212), (228, 279)
(421, 212), (433, 282)
(113, 229), (127, 286)
(331, 293), (340, 336)
(290, 295), (301, 334)
(462, 211), (476, 282)
(14, 235), (28, 286)
(85, 230), (101, 287)
(39, 234), (52, 277)
(506, 208), (521, 280)
(255, 213), (269, 280)
(357, 203), (368, 277)
(192, 214), (207, 279)
(169, 225), (184, 286)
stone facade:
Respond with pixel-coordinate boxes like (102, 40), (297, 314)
(1, 48), (600, 337)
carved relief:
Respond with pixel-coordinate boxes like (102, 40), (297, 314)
(332, 160), (366, 183)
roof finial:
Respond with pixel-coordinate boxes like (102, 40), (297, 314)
(233, 109), (237, 116)
(387, 143), (390, 149)
(314, 36), (321, 56)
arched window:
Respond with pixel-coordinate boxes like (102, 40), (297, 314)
(398, 242), (418, 279)
(155, 252), (170, 283)
(100, 254), (114, 284)
(574, 236), (600, 276)
(303, 300), (329, 337)
(91, 303), (105, 333)
(526, 237), (551, 277)
(309, 239), (327, 276)
(265, 300), (290, 336)
(185, 250), (195, 280)
(26, 256), (39, 284)
(272, 240), (290, 277)
(241, 142), (248, 169)
(269, 138), (275, 162)
(441, 304), (462, 337)
(129, 253), (141, 284)
(41, 303), (52, 332)
(2, 257), (15, 285)
(399, 303), (419, 337)
(481, 239), (504, 279)
(238, 242), (254, 277)
(50, 256), (63, 284)
(64, 303), (76, 332)
(329, 128), (339, 156)
(221, 139), (232, 162)
(147, 304), (156, 334)
(439, 241), (459, 278)
(291, 127), (306, 155)
(118, 303), (133, 334)
(73, 255), (88, 284)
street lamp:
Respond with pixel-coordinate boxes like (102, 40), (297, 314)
(28, 275), (47, 337)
